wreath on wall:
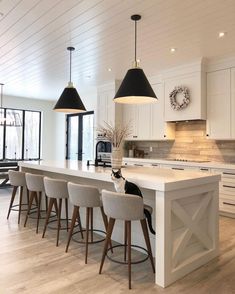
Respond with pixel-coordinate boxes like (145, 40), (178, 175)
(169, 86), (190, 110)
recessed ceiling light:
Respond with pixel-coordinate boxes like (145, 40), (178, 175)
(170, 48), (176, 53)
(218, 32), (227, 38)
(108, 68), (112, 72)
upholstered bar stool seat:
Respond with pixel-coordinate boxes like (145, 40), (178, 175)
(66, 182), (110, 264)
(99, 190), (155, 290)
(42, 177), (74, 246)
(24, 173), (48, 233)
(7, 170), (31, 224)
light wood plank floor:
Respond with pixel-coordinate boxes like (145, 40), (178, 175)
(1, 188), (235, 294)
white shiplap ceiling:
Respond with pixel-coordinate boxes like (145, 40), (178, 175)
(0, 0), (234, 101)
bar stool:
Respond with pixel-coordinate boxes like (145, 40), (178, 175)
(66, 182), (110, 264)
(7, 170), (30, 224)
(42, 177), (72, 246)
(24, 173), (47, 233)
(99, 190), (155, 290)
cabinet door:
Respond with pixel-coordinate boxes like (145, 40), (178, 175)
(122, 104), (138, 139)
(207, 69), (231, 139)
(97, 91), (107, 127)
(137, 104), (151, 140)
(151, 83), (165, 139)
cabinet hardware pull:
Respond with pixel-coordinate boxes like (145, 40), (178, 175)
(200, 168), (209, 171)
(172, 167), (184, 170)
(151, 164), (158, 166)
(223, 202), (235, 206)
(134, 164), (143, 167)
(223, 172), (235, 176)
(223, 185), (235, 189)
(133, 136), (138, 138)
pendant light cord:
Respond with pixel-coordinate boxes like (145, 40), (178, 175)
(69, 49), (72, 83)
(134, 19), (137, 63)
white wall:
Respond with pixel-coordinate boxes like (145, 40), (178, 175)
(4, 86), (97, 161)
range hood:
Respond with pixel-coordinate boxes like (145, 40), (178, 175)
(163, 59), (206, 122)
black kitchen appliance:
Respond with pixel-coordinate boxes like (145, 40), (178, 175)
(94, 140), (112, 166)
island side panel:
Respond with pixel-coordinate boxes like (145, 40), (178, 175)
(155, 181), (219, 288)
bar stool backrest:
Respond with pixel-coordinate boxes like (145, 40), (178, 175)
(68, 182), (101, 207)
(44, 177), (68, 199)
(102, 190), (144, 221)
(25, 173), (45, 192)
(8, 170), (26, 187)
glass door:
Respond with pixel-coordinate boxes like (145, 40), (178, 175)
(66, 111), (94, 161)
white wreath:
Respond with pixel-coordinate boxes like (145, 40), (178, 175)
(169, 86), (190, 110)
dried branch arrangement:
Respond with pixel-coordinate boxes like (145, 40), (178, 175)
(97, 122), (132, 148)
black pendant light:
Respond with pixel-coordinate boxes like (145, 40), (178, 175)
(53, 47), (86, 113)
(114, 15), (157, 104)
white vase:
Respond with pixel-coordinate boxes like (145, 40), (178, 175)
(111, 147), (122, 169)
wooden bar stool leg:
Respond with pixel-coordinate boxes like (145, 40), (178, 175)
(99, 217), (115, 274)
(54, 199), (58, 217)
(66, 206), (79, 252)
(24, 191), (35, 227)
(42, 198), (54, 238)
(26, 189), (30, 205)
(45, 194), (48, 212)
(124, 221), (127, 262)
(90, 207), (93, 243)
(127, 221), (132, 290)
(140, 219), (155, 273)
(100, 206), (113, 253)
(36, 192), (42, 234)
(65, 198), (69, 232)
(7, 186), (18, 219)
(77, 208), (83, 239)
(85, 207), (90, 264)
(56, 198), (62, 247)
(18, 186), (24, 224)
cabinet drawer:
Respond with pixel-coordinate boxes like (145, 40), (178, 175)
(220, 197), (235, 213)
(220, 181), (235, 195)
(221, 171), (235, 180)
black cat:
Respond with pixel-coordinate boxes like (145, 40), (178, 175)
(111, 169), (156, 235)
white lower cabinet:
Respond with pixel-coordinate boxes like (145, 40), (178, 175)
(212, 169), (235, 217)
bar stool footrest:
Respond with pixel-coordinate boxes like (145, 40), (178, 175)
(72, 229), (106, 244)
(10, 203), (37, 212)
(47, 218), (77, 230)
(106, 244), (149, 265)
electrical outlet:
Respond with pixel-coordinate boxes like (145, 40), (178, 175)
(149, 146), (153, 152)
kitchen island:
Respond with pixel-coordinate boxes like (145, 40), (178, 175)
(19, 160), (220, 288)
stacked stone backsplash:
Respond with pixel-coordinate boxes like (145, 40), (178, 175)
(126, 121), (235, 163)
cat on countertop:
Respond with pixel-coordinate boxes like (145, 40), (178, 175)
(111, 169), (156, 235)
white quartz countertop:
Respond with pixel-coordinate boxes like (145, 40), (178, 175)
(123, 157), (235, 170)
(19, 160), (220, 192)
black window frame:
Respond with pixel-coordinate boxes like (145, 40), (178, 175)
(0, 107), (41, 161)
(66, 111), (94, 160)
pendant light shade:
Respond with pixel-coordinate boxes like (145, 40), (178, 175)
(53, 47), (86, 113)
(114, 14), (157, 104)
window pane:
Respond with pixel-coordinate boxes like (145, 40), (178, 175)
(68, 116), (79, 159)
(24, 111), (40, 159)
(5, 109), (23, 160)
(82, 114), (94, 161)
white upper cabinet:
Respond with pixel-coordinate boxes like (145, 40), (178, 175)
(151, 83), (175, 140)
(122, 82), (175, 141)
(206, 69), (231, 139)
(96, 81), (122, 128)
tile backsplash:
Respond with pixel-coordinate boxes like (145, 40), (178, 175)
(126, 121), (235, 163)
